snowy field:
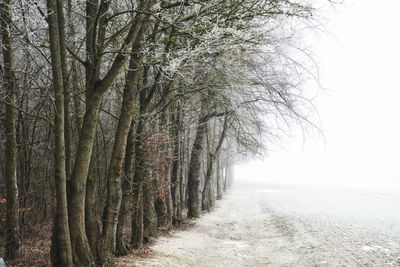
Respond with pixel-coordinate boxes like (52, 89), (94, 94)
(117, 179), (400, 266)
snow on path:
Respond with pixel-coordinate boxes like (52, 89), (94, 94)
(117, 180), (400, 266)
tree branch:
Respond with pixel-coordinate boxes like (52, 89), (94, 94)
(0, 98), (55, 128)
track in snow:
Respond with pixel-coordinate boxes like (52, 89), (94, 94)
(117, 180), (400, 266)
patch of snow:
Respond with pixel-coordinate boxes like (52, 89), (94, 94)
(361, 245), (390, 253)
(222, 241), (249, 248)
(255, 190), (285, 193)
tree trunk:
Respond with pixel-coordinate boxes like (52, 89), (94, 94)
(202, 116), (228, 211)
(165, 180), (173, 227)
(85, 144), (101, 261)
(131, 119), (145, 248)
(201, 155), (214, 212)
(130, 57), (162, 247)
(179, 127), (189, 215)
(46, 0), (73, 265)
(223, 159), (230, 192)
(85, 173), (100, 261)
(68, 93), (101, 266)
(1, 0), (20, 260)
(56, 0), (73, 181)
(154, 185), (168, 227)
(154, 113), (169, 228)
(116, 124), (135, 256)
(143, 171), (157, 237)
(223, 162), (227, 192)
(187, 121), (207, 218)
(216, 157), (223, 200)
(131, 183), (143, 249)
(99, 36), (142, 264)
(170, 105), (181, 225)
(68, 1), (153, 264)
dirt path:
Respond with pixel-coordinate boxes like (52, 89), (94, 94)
(116, 180), (400, 266)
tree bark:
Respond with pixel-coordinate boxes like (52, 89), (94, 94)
(170, 105), (182, 225)
(201, 155), (214, 212)
(154, 111), (171, 228)
(187, 121), (207, 218)
(223, 158), (230, 192)
(143, 171), (158, 236)
(85, 171), (100, 261)
(130, 66), (159, 247)
(99, 27), (144, 263)
(1, 0), (20, 260)
(85, 142), (101, 262)
(131, 119), (145, 248)
(68, 93), (101, 266)
(56, 0), (73, 181)
(46, 0), (73, 265)
(202, 116), (228, 211)
(116, 124), (135, 256)
(154, 187), (168, 227)
(216, 157), (223, 200)
(179, 127), (189, 215)
(68, 1), (153, 264)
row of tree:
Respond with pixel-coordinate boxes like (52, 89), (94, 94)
(0, 0), (327, 266)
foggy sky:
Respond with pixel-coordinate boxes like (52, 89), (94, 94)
(235, 0), (400, 190)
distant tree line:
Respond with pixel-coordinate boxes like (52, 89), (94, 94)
(0, 0), (329, 266)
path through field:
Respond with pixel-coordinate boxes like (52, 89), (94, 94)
(117, 180), (400, 266)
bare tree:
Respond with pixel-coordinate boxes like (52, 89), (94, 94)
(1, 0), (19, 260)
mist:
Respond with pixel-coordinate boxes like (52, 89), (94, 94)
(235, 0), (400, 192)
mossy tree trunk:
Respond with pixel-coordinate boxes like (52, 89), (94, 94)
(187, 120), (207, 218)
(188, 100), (231, 218)
(201, 154), (214, 212)
(154, 110), (172, 228)
(131, 117), (145, 248)
(56, 0), (73, 182)
(202, 116), (229, 211)
(170, 103), (182, 225)
(99, 20), (146, 265)
(68, 1), (153, 264)
(116, 124), (135, 255)
(1, 0), (20, 260)
(85, 162), (100, 261)
(143, 171), (158, 237)
(46, 0), (73, 265)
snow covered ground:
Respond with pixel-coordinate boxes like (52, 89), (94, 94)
(117, 179), (400, 266)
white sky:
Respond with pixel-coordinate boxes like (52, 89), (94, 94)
(235, 0), (400, 190)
